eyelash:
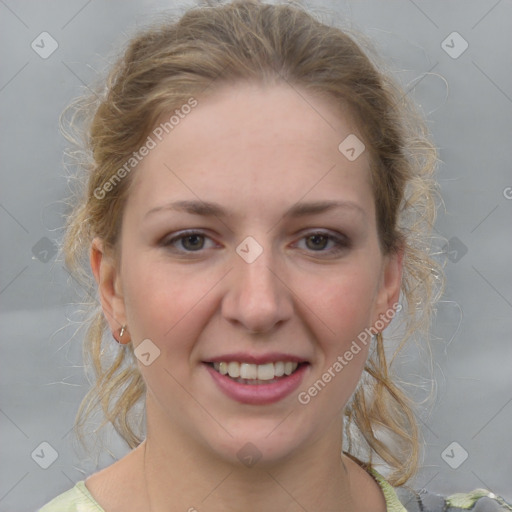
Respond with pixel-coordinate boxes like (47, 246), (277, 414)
(161, 230), (350, 256)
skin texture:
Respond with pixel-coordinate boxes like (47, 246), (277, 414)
(89, 82), (402, 511)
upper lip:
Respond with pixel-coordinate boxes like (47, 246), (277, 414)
(204, 352), (309, 365)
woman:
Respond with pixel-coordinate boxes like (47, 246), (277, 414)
(39, 1), (510, 510)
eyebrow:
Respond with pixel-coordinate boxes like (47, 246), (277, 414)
(144, 199), (366, 220)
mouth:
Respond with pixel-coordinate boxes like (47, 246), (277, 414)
(202, 356), (310, 405)
(205, 361), (308, 385)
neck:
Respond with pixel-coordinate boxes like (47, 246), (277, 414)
(141, 411), (358, 512)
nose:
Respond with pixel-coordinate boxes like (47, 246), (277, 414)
(221, 243), (293, 335)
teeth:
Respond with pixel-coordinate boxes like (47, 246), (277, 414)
(257, 363), (274, 380)
(212, 361), (299, 381)
(274, 361), (285, 377)
(227, 361), (240, 378)
(240, 363), (257, 380)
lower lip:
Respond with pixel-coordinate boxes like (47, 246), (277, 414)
(204, 363), (309, 405)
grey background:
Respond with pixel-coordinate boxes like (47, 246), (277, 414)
(1, 0), (511, 510)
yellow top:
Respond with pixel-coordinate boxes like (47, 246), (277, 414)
(38, 468), (510, 511)
(38, 467), (407, 511)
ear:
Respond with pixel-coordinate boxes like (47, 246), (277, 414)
(90, 237), (127, 334)
(372, 246), (403, 331)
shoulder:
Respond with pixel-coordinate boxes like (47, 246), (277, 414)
(38, 481), (105, 512)
(362, 463), (511, 512)
(43, 443), (147, 511)
(394, 486), (512, 512)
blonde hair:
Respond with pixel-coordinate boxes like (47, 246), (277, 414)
(62, 0), (443, 486)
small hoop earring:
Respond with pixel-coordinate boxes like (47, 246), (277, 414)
(113, 325), (129, 344)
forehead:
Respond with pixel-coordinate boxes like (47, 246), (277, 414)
(127, 82), (373, 217)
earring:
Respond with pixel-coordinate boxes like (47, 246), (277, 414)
(113, 325), (129, 344)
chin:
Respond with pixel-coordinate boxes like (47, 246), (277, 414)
(202, 417), (315, 469)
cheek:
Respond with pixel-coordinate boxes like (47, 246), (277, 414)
(298, 264), (380, 348)
(120, 248), (207, 349)
(295, 269), (378, 416)
(120, 254), (217, 403)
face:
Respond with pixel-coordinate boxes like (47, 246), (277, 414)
(92, 82), (402, 466)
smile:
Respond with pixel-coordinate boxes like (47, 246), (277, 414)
(204, 361), (309, 405)
(211, 361), (300, 383)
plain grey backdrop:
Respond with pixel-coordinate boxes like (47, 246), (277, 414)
(1, 0), (511, 510)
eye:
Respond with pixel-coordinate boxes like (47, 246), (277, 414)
(161, 230), (215, 252)
(296, 231), (350, 255)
